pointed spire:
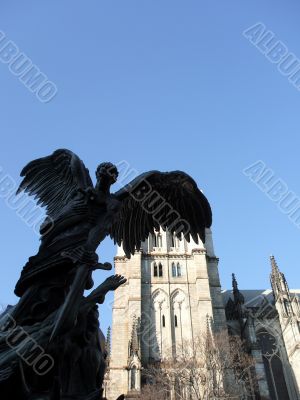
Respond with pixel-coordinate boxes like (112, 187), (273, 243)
(232, 273), (244, 305)
(205, 314), (213, 349)
(232, 273), (238, 291)
(206, 314), (211, 334)
(270, 255), (279, 292)
(270, 255), (290, 301)
(130, 316), (139, 356)
(270, 255), (280, 277)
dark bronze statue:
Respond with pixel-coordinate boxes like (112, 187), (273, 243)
(0, 149), (212, 399)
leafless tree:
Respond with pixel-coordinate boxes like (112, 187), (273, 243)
(138, 330), (256, 400)
(137, 383), (169, 400)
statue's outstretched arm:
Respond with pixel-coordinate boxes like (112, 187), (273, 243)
(81, 275), (127, 312)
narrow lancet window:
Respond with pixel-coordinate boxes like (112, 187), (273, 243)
(158, 234), (162, 247)
(177, 263), (181, 277)
(158, 263), (163, 277)
(172, 262), (176, 277)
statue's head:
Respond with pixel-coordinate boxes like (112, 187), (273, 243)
(96, 162), (119, 184)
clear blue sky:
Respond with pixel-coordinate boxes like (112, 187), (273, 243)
(1, 1), (300, 334)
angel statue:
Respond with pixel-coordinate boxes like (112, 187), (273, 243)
(0, 149), (212, 400)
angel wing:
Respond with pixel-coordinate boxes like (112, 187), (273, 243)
(110, 171), (212, 257)
(17, 149), (93, 221)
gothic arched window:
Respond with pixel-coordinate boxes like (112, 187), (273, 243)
(153, 263), (158, 277)
(177, 263), (182, 277)
(172, 262), (176, 277)
(158, 263), (163, 277)
(257, 330), (290, 400)
(162, 315), (165, 327)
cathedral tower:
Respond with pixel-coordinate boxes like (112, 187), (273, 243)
(107, 228), (226, 400)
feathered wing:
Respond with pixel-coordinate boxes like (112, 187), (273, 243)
(17, 149), (93, 220)
(110, 171), (212, 257)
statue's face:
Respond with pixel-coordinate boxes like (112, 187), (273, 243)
(96, 162), (119, 184)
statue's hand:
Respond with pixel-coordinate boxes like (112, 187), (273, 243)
(101, 274), (127, 292)
(92, 262), (113, 271)
(83, 275), (127, 308)
(93, 274), (126, 296)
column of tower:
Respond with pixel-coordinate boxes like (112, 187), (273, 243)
(108, 227), (226, 399)
(107, 247), (142, 400)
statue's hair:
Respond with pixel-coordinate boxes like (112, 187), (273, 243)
(96, 162), (119, 179)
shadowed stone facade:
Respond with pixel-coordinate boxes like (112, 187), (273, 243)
(107, 230), (300, 400)
(223, 257), (300, 399)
